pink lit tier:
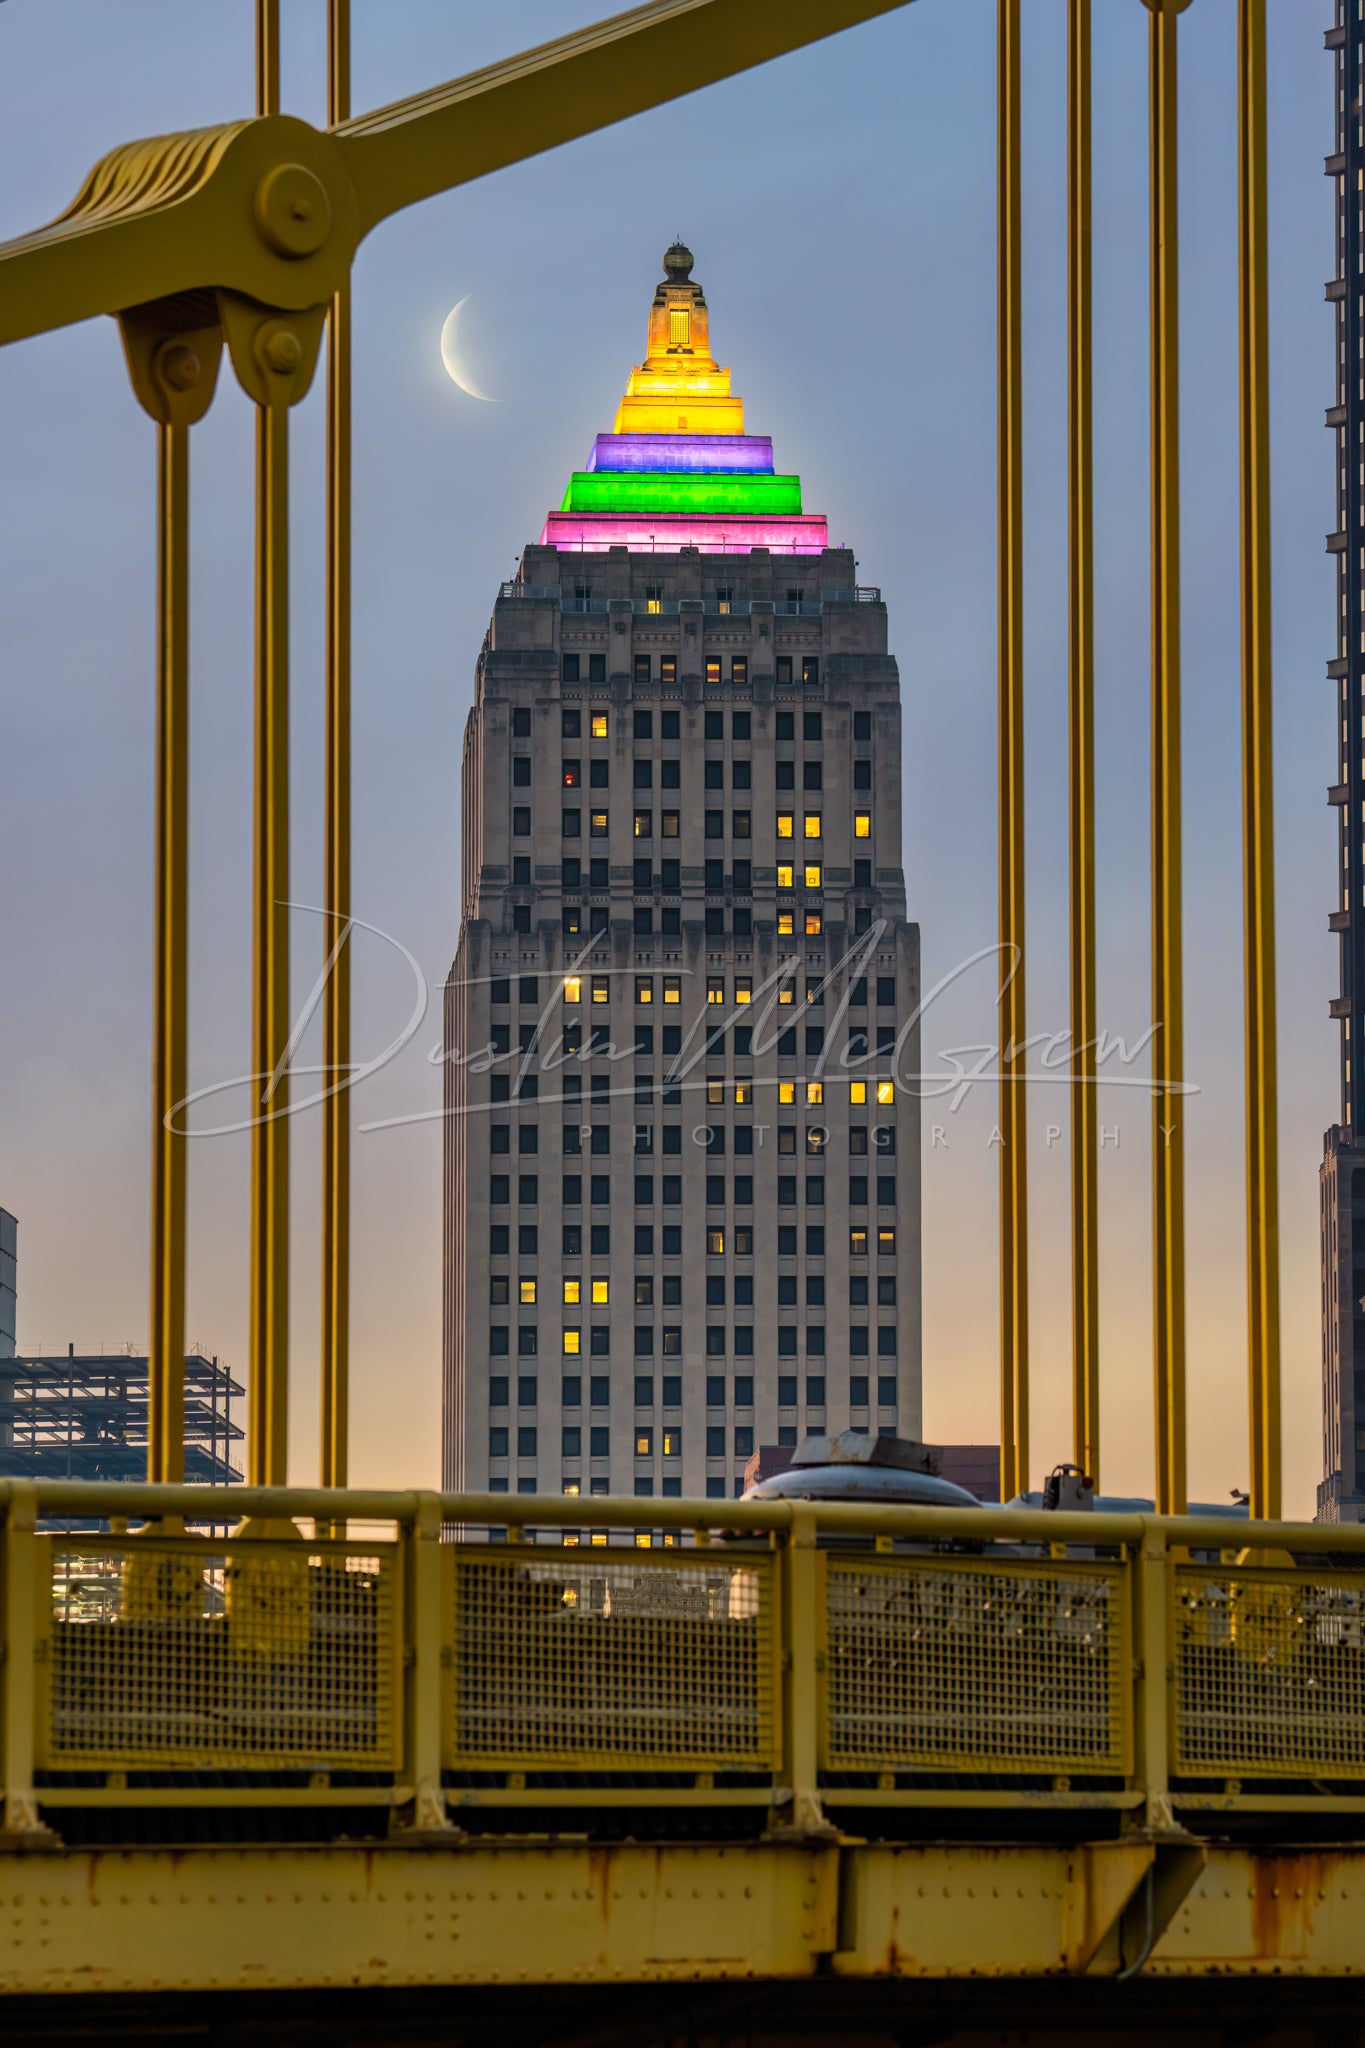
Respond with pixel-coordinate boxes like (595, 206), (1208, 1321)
(540, 511), (829, 555)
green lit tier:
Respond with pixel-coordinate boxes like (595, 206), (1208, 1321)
(559, 470), (804, 516)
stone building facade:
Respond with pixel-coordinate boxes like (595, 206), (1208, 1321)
(441, 249), (921, 1511)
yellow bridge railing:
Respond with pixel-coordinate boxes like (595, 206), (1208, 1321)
(6, 1484), (1365, 1840)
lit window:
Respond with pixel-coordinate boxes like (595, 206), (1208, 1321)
(592, 978), (610, 1004)
(636, 976), (653, 1004)
(806, 1081), (823, 1105)
(632, 810), (651, 837)
(662, 811), (680, 837)
(735, 978), (752, 1004)
(804, 813), (822, 840)
(777, 812), (794, 839)
(635, 1531), (654, 1548)
(804, 864), (822, 889)
(590, 810), (609, 837)
(854, 811), (871, 838)
(778, 983), (795, 1006)
(777, 863), (795, 890)
(663, 977), (681, 1004)
(636, 1429), (654, 1456)
(707, 1079), (725, 1104)
(563, 1278), (581, 1304)
(563, 1483), (580, 1496)
(669, 307), (691, 348)
(877, 1080), (895, 1104)
(735, 1079), (752, 1104)
(662, 1430), (682, 1458)
(636, 1277), (653, 1304)
(878, 1227), (897, 1256)
(805, 911), (823, 935)
(563, 1327), (582, 1355)
(591, 1278), (610, 1305)
(519, 1279), (537, 1305)
(779, 1081), (796, 1105)
(707, 977), (726, 1004)
(707, 1228), (726, 1256)
(850, 1081), (868, 1105)
(850, 1227), (868, 1256)
(778, 911), (795, 936)
(591, 713), (608, 739)
(564, 976), (582, 1004)
(735, 1227), (753, 1254)
(646, 585), (663, 615)
(590, 1532), (608, 1547)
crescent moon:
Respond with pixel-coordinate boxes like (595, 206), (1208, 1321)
(440, 295), (500, 403)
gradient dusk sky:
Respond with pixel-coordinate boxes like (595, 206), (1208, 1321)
(0, 1), (1338, 1509)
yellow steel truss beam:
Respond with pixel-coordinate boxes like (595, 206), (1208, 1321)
(1, 1842), (1364, 1994)
(0, 0), (916, 350)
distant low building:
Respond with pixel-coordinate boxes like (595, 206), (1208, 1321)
(936, 1444), (1001, 1504)
(0, 1208), (16, 1359)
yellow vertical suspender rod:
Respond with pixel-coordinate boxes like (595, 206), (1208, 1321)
(147, 419), (190, 1487)
(322, 0), (353, 1502)
(248, 0), (291, 1487)
(1238, 0), (1282, 1521)
(998, 0), (1029, 1506)
(1147, 0), (1187, 1517)
(1068, 0), (1099, 1488)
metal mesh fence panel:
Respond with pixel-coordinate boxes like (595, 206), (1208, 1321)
(449, 1547), (777, 1771)
(1174, 1562), (1365, 1779)
(823, 1553), (1129, 1775)
(41, 1536), (399, 1770)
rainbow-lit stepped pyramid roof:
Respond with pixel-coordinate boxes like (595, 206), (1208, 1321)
(541, 244), (828, 557)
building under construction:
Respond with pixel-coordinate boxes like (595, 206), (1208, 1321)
(0, 1346), (243, 1488)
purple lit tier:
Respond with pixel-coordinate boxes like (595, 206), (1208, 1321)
(584, 433), (775, 475)
(541, 511), (829, 555)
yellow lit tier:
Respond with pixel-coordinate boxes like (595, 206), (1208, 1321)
(614, 389), (746, 434)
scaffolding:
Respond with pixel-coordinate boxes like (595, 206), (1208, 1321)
(0, 1348), (244, 1510)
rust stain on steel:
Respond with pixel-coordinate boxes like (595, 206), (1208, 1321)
(1250, 1851), (1329, 1961)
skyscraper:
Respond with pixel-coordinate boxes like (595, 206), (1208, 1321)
(1320, 3), (1365, 1522)
(442, 246), (920, 1510)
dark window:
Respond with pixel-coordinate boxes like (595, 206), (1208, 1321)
(562, 808), (581, 837)
(590, 1174), (610, 1204)
(489, 1326), (509, 1356)
(589, 758), (608, 787)
(705, 710), (723, 740)
(705, 810), (723, 839)
(706, 1327), (725, 1356)
(562, 1376), (582, 1407)
(588, 653), (606, 682)
(513, 756), (531, 786)
(877, 1176), (897, 1206)
(803, 761), (822, 791)
(732, 759), (751, 789)
(634, 759), (653, 788)
(490, 1175), (509, 1205)
(634, 711), (652, 739)
(707, 1427), (726, 1456)
(512, 708), (532, 736)
(662, 1375), (682, 1405)
(562, 1224), (582, 1255)
(518, 1224), (538, 1255)
(590, 1427), (610, 1456)
(804, 712), (823, 741)
(590, 1324), (610, 1354)
(561, 656), (579, 684)
(590, 1377), (610, 1406)
(661, 709), (680, 739)
(806, 1376), (826, 1406)
(850, 1176), (868, 1206)
(490, 1225), (509, 1254)
(806, 1276), (825, 1306)
(776, 761), (795, 791)
(878, 1377), (898, 1407)
(806, 1226), (826, 1256)
(518, 1175), (538, 1204)
(877, 977), (896, 1007)
(634, 655), (650, 685)
(704, 760), (724, 790)
(489, 1376), (509, 1406)
(513, 807), (530, 836)
(806, 1327), (826, 1356)
(850, 1326), (869, 1356)
(489, 1427), (509, 1457)
(776, 670), (793, 699)
(732, 810), (751, 839)
(562, 1175), (582, 1204)
(562, 1426), (581, 1456)
(734, 1426), (753, 1458)
(850, 1376), (869, 1406)
(778, 1328), (797, 1356)
(878, 1326), (897, 1355)
(854, 711), (872, 740)
(854, 759), (872, 790)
